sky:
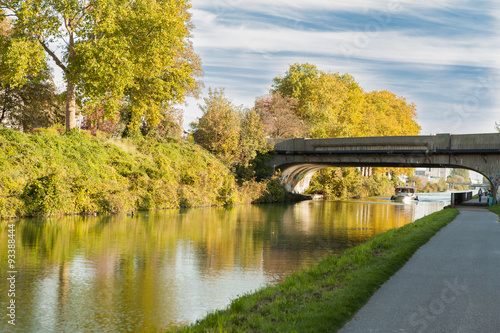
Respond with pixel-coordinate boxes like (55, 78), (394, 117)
(181, 0), (500, 135)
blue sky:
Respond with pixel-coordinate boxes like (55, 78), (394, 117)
(182, 0), (500, 135)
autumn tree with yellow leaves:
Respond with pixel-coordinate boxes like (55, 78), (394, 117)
(271, 63), (420, 138)
(270, 63), (421, 198)
(0, 0), (202, 133)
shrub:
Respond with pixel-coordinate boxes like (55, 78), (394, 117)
(22, 173), (66, 216)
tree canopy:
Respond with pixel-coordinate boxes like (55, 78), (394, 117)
(254, 92), (307, 139)
(0, 11), (63, 131)
(271, 63), (420, 138)
(271, 63), (422, 197)
(195, 88), (242, 165)
(195, 88), (268, 170)
(0, 0), (202, 132)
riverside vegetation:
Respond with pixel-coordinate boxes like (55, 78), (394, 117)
(0, 127), (406, 219)
(0, 127), (293, 219)
(171, 208), (460, 333)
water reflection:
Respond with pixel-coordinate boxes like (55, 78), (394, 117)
(0, 198), (447, 332)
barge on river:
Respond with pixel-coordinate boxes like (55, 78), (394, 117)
(391, 186), (418, 202)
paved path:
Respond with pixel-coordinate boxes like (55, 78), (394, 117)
(339, 207), (500, 333)
(456, 197), (488, 207)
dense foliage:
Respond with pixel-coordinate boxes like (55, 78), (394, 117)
(0, 0), (202, 132)
(0, 0), (425, 204)
(407, 175), (448, 193)
(0, 128), (286, 219)
(270, 63), (420, 139)
(0, 14), (63, 130)
(194, 88), (270, 178)
(447, 168), (471, 190)
(307, 168), (395, 199)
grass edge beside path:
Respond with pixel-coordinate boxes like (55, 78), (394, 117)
(488, 203), (500, 217)
(170, 208), (460, 333)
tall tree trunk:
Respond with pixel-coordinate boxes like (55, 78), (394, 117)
(65, 80), (76, 131)
(65, 24), (76, 132)
(0, 105), (6, 124)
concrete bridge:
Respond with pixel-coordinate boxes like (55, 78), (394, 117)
(267, 133), (500, 202)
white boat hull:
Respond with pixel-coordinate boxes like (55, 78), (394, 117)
(393, 195), (416, 202)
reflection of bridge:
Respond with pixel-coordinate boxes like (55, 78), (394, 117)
(267, 134), (500, 202)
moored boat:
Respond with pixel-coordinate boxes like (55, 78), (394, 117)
(391, 186), (418, 202)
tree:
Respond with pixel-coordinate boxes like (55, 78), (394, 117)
(254, 93), (307, 138)
(271, 63), (348, 137)
(195, 88), (242, 165)
(239, 109), (267, 167)
(272, 63), (422, 196)
(0, 71), (63, 132)
(1, 0), (202, 132)
(271, 62), (320, 118)
(271, 63), (420, 139)
(437, 178), (448, 192)
(0, 17), (63, 131)
(364, 90), (420, 136)
(450, 169), (470, 184)
(448, 168), (470, 190)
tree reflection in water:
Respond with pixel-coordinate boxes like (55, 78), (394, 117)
(0, 198), (446, 332)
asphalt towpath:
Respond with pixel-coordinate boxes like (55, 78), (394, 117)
(339, 207), (500, 333)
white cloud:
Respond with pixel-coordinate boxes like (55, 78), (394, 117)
(183, 0), (500, 134)
(192, 0), (462, 14)
(192, 19), (498, 69)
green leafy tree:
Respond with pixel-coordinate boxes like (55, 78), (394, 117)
(195, 88), (242, 165)
(239, 109), (267, 167)
(271, 63), (420, 139)
(0, 71), (63, 132)
(271, 63), (320, 118)
(271, 63), (348, 137)
(0, 0), (202, 132)
(0, 16), (63, 131)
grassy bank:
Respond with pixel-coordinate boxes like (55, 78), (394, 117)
(171, 208), (459, 333)
(488, 203), (500, 216)
(0, 128), (292, 219)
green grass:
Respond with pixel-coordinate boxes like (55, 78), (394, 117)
(171, 208), (460, 333)
(488, 203), (500, 216)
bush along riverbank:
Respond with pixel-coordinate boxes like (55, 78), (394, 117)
(171, 208), (459, 333)
(0, 128), (294, 219)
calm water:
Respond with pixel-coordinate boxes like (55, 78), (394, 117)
(0, 194), (449, 332)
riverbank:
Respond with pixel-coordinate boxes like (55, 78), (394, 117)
(170, 208), (459, 332)
(0, 128), (294, 219)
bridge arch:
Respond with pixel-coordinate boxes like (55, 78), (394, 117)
(267, 134), (500, 202)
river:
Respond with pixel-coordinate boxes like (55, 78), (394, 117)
(0, 193), (450, 332)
